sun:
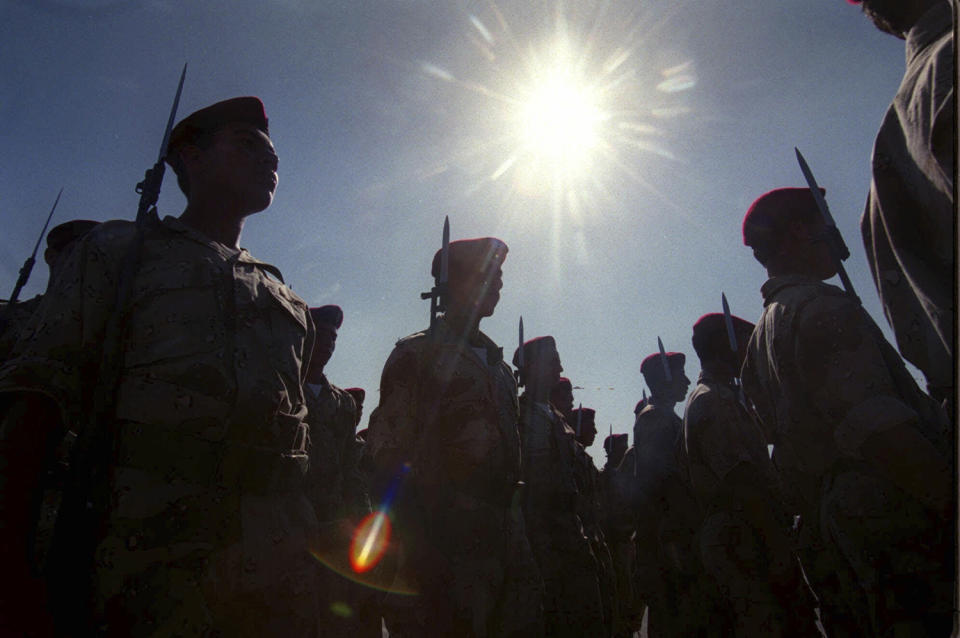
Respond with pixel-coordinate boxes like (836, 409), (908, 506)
(516, 63), (605, 179)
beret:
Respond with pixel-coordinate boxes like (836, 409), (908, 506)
(431, 237), (508, 278)
(345, 387), (366, 404)
(310, 305), (343, 328)
(512, 335), (557, 368)
(603, 433), (628, 453)
(640, 351), (685, 381)
(166, 96), (269, 160)
(742, 187), (824, 247)
(46, 219), (99, 252)
(692, 313), (755, 345)
(570, 407), (596, 424)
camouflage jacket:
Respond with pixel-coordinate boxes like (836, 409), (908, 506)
(632, 401), (701, 539)
(0, 211), (314, 507)
(0, 294), (43, 362)
(741, 275), (949, 513)
(683, 368), (781, 516)
(305, 375), (366, 521)
(518, 395), (580, 520)
(366, 317), (521, 510)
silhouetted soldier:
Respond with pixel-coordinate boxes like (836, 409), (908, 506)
(853, 0), (955, 407)
(571, 406), (619, 637)
(684, 313), (818, 636)
(741, 187), (952, 636)
(367, 237), (543, 637)
(515, 336), (603, 637)
(633, 350), (716, 636)
(550, 376), (575, 424)
(0, 219), (99, 360)
(0, 97), (323, 635)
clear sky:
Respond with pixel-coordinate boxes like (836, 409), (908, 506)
(0, 0), (918, 465)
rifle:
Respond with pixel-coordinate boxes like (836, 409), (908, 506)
(420, 216), (449, 335)
(0, 189), (63, 331)
(45, 65), (187, 631)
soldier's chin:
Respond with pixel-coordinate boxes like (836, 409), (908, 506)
(477, 293), (500, 317)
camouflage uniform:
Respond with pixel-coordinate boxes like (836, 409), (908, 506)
(684, 368), (817, 636)
(633, 401), (716, 637)
(304, 376), (381, 636)
(366, 317), (543, 637)
(600, 441), (643, 636)
(518, 395), (604, 637)
(860, 2), (954, 402)
(0, 213), (321, 636)
(742, 274), (953, 636)
(573, 439), (618, 637)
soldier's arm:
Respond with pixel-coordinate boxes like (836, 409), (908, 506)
(797, 296), (950, 514)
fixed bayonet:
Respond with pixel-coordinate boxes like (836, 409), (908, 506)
(135, 63), (187, 224)
(3, 188), (63, 315)
(517, 315), (525, 368)
(794, 148), (859, 304)
(642, 388), (647, 403)
(575, 402), (582, 437)
(657, 336), (673, 383)
(721, 292), (737, 354)
(421, 216), (450, 334)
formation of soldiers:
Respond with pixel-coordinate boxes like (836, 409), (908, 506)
(0, 0), (954, 636)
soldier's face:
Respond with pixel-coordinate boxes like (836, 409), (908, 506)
(312, 323), (338, 371)
(551, 386), (574, 416)
(451, 265), (503, 317)
(197, 124), (279, 215)
(581, 423), (597, 447)
(532, 346), (563, 388)
(803, 221), (839, 281)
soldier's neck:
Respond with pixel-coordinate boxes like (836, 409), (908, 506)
(648, 394), (676, 410)
(701, 360), (736, 383)
(306, 366), (327, 385)
(179, 203), (246, 250)
(443, 307), (482, 343)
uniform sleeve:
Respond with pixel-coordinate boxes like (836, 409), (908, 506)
(685, 391), (753, 484)
(366, 344), (422, 478)
(795, 295), (922, 458)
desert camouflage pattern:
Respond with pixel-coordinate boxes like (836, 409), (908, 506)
(0, 212), (321, 636)
(366, 317), (543, 637)
(633, 401), (717, 636)
(518, 395), (604, 637)
(742, 274), (952, 636)
(0, 294), (43, 361)
(861, 2), (954, 401)
(684, 369), (818, 637)
(572, 439), (618, 637)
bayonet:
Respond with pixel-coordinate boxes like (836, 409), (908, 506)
(420, 215), (450, 334)
(721, 292), (737, 354)
(794, 148), (859, 304)
(3, 188), (63, 315)
(657, 336), (673, 383)
(575, 402), (582, 437)
(517, 315), (525, 370)
(135, 63), (187, 225)
(642, 388), (647, 403)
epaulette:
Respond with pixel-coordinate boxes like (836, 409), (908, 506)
(395, 329), (429, 348)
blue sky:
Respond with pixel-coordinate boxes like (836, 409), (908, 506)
(0, 0), (914, 464)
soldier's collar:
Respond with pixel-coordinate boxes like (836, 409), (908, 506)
(906, 2), (951, 63)
(433, 317), (503, 364)
(760, 274), (827, 303)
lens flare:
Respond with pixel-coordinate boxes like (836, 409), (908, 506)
(349, 510), (392, 573)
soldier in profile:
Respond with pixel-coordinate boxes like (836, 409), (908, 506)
(514, 336), (604, 637)
(366, 237), (543, 637)
(741, 187), (952, 636)
(0, 97), (323, 635)
(683, 313), (817, 636)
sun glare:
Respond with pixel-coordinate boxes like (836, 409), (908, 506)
(518, 66), (604, 177)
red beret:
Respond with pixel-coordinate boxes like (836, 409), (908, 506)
(742, 187), (824, 247)
(431, 237), (507, 278)
(512, 335), (557, 368)
(552, 377), (573, 392)
(310, 305), (343, 328)
(570, 407), (596, 424)
(640, 351), (685, 382)
(166, 97), (268, 161)
(603, 433), (628, 453)
(345, 387), (365, 405)
(46, 220), (99, 252)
